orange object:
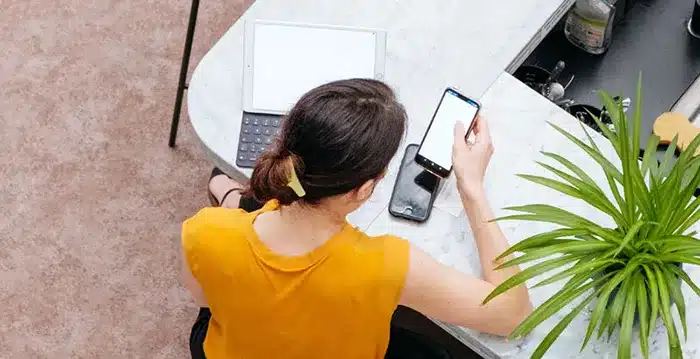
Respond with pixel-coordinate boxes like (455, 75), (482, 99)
(182, 201), (409, 359)
(653, 112), (700, 156)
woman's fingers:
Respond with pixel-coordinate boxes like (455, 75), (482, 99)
(471, 115), (481, 135)
(474, 116), (492, 145)
(454, 120), (466, 144)
(454, 121), (469, 149)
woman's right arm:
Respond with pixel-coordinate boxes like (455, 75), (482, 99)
(398, 117), (532, 337)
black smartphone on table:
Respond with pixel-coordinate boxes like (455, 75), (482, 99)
(415, 87), (481, 178)
(388, 144), (441, 222)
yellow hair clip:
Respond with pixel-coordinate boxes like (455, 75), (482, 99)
(287, 165), (306, 198)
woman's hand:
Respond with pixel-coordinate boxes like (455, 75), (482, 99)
(452, 116), (494, 200)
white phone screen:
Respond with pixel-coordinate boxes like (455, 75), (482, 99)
(418, 91), (479, 170)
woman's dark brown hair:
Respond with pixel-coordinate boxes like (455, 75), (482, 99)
(245, 78), (407, 205)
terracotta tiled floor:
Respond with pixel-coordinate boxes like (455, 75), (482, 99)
(1, 1), (251, 357)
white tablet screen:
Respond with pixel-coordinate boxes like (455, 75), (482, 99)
(252, 23), (378, 113)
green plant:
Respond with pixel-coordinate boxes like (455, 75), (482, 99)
(483, 76), (700, 359)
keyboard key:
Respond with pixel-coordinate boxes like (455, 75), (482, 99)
(238, 115), (286, 169)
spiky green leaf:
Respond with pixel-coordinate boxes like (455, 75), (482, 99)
(668, 264), (700, 297)
(495, 228), (590, 260)
(531, 256), (621, 288)
(641, 265), (660, 341)
(530, 290), (600, 359)
(660, 265), (687, 338)
(510, 271), (614, 339)
(497, 241), (615, 269)
(618, 276), (637, 359)
(635, 272), (650, 359)
(654, 265), (682, 359)
(581, 258), (642, 350)
(482, 254), (585, 305)
(549, 122), (623, 183)
(613, 220), (651, 257)
(540, 151), (597, 184)
(641, 135), (660, 176)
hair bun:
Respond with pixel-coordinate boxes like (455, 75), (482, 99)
(245, 151), (304, 205)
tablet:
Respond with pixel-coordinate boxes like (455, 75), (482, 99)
(243, 20), (387, 115)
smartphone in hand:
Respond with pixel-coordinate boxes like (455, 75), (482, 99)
(415, 87), (480, 178)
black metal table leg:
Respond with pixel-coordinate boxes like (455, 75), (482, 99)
(169, 0), (200, 147)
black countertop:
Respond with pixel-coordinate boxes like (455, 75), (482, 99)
(521, 0), (700, 149)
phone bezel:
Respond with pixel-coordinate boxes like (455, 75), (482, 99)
(415, 87), (481, 178)
(388, 144), (441, 222)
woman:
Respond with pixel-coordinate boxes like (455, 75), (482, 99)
(181, 79), (532, 359)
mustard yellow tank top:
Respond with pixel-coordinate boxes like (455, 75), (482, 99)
(182, 201), (409, 359)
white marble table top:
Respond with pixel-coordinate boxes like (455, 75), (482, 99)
(187, 0), (574, 185)
(185, 1), (700, 358)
